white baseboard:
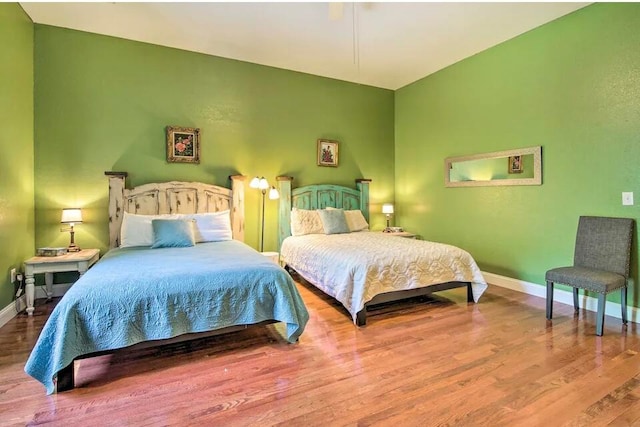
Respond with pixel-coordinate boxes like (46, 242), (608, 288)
(0, 283), (73, 330)
(483, 271), (639, 324)
(0, 294), (26, 329)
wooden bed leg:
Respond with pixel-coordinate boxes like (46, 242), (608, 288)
(356, 309), (367, 327)
(466, 283), (474, 303)
(56, 361), (75, 392)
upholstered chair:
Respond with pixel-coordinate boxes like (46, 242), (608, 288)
(545, 216), (634, 336)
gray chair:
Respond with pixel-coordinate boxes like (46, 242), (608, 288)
(545, 216), (634, 336)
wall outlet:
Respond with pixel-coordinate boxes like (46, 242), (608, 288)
(10, 268), (16, 284)
(622, 192), (634, 206)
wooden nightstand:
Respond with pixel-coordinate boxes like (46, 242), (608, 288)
(261, 251), (280, 265)
(23, 248), (99, 316)
(382, 231), (418, 239)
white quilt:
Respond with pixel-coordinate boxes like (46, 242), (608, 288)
(281, 232), (488, 322)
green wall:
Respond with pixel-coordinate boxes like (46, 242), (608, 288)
(34, 25), (394, 255)
(0, 4), (34, 309)
(395, 3), (640, 307)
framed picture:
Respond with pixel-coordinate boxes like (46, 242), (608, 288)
(317, 139), (339, 167)
(166, 126), (200, 164)
(508, 155), (523, 174)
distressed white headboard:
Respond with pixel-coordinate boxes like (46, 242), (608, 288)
(105, 172), (245, 249)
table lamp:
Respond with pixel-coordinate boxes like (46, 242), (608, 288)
(61, 208), (82, 252)
(382, 203), (394, 233)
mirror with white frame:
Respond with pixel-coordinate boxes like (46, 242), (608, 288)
(444, 146), (542, 187)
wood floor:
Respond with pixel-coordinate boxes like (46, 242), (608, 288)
(2, 275), (640, 426)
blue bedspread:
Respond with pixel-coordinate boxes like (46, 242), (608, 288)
(25, 241), (309, 394)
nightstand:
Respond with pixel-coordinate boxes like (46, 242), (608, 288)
(261, 251), (280, 265)
(23, 248), (99, 316)
(382, 231), (418, 239)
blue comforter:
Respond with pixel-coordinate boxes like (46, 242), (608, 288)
(25, 241), (309, 394)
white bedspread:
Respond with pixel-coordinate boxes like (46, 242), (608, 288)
(281, 232), (488, 322)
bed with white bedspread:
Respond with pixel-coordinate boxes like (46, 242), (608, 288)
(277, 176), (487, 325)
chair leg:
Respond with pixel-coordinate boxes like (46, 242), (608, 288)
(596, 293), (606, 336)
(621, 287), (628, 325)
(546, 281), (554, 320)
(573, 287), (579, 312)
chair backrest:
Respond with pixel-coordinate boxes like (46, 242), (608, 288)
(574, 216), (634, 277)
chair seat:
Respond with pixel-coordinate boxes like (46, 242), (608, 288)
(545, 266), (626, 293)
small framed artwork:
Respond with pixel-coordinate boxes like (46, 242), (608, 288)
(317, 139), (339, 167)
(508, 155), (523, 174)
(166, 126), (200, 164)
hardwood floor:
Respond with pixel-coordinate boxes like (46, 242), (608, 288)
(1, 275), (640, 426)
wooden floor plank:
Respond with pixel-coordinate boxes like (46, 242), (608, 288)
(1, 276), (640, 426)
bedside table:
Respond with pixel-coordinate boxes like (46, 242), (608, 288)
(23, 248), (99, 316)
(382, 231), (417, 239)
(261, 251), (280, 265)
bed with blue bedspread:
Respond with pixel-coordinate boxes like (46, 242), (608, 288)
(25, 239), (309, 395)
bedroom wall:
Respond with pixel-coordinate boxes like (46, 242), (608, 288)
(33, 25), (394, 255)
(0, 4), (35, 310)
(395, 3), (640, 307)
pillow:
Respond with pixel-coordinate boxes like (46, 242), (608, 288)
(326, 207), (369, 232)
(120, 211), (162, 247)
(290, 208), (324, 236)
(174, 211), (232, 242)
(151, 219), (196, 249)
(317, 209), (350, 235)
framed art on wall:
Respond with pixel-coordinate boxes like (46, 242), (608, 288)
(317, 139), (339, 167)
(508, 155), (523, 174)
(167, 126), (200, 164)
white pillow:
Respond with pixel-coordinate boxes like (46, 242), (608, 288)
(120, 211), (233, 247)
(174, 211), (232, 242)
(290, 208), (324, 236)
(120, 211), (162, 247)
(326, 207), (369, 232)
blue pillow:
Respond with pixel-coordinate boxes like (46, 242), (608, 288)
(317, 209), (350, 234)
(151, 219), (196, 248)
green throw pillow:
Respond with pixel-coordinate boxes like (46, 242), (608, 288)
(317, 209), (350, 234)
(151, 219), (196, 248)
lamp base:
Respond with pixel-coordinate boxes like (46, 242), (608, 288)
(382, 227), (393, 233)
(67, 244), (81, 252)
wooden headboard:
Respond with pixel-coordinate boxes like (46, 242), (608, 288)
(276, 176), (371, 249)
(105, 172), (245, 249)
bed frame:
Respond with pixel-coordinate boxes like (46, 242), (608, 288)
(55, 172), (269, 392)
(277, 176), (472, 326)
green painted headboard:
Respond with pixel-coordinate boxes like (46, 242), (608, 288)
(277, 176), (372, 249)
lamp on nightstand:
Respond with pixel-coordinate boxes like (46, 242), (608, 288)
(250, 176), (280, 252)
(382, 203), (394, 233)
(61, 208), (83, 252)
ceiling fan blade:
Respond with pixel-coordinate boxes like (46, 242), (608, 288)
(328, 2), (344, 21)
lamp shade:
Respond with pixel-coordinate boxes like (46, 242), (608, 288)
(61, 208), (83, 224)
(268, 186), (279, 200)
(382, 204), (394, 215)
(249, 176), (261, 189)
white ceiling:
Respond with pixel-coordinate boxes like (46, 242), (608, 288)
(20, 2), (589, 90)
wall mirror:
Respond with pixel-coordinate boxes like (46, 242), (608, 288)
(444, 146), (542, 187)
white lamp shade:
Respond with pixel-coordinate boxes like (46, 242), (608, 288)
(268, 186), (279, 200)
(382, 204), (394, 215)
(258, 177), (269, 190)
(61, 208), (83, 224)
(249, 176), (261, 189)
